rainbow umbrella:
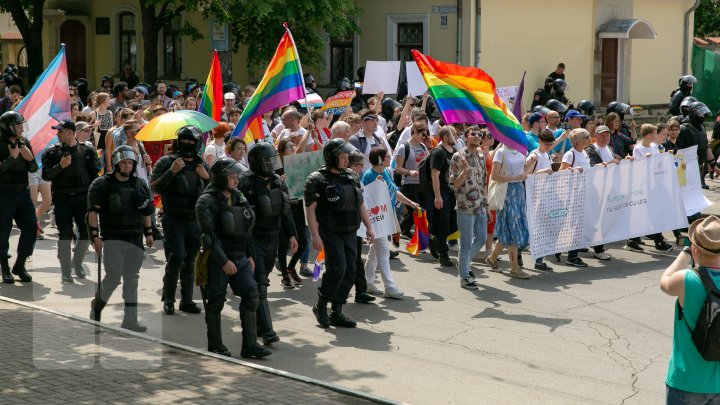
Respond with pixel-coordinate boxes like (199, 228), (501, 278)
(136, 110), (218, 142)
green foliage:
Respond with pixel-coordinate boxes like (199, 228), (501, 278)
(211, 0), (361, 70)
(695, 0), (720, 37)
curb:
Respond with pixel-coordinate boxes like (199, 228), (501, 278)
(0, 295), (406, 405)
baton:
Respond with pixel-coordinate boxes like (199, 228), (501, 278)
(96, 247), (103, 316)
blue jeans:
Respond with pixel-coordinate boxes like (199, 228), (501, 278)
(456, 210), (487, 279)
(666, 385), (720, 405)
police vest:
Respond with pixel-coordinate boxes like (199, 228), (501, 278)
(0, 137), (32, 192)
(99, 176), (144, 238)
(241, 174), (288, 237)
(162, 156), (202, 216)
(315, 169), (360, 233)
(50, 143), (93, 194)
(216, 193), (255, 260)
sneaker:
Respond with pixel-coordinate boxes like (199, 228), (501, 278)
(468, 270), (476, 281)
(624, 241), (644, 252)
(534, 262), (553, 271)
(509, 269), (531, 279)
(565, 258), (588, 267)
(485, 256), (501, 272)
(281, 276), (295, 289)
(367, 284), (384, 296)
(299, 266), (313, 277)
(354, 292), (376, 304)
(655, 241), (674, 252)
(61, 275), (74, 284)
(460, 278), (479, 290)
(439, 255), (454, 267)
(594, 252), (612, 261)
(384, 287), (404, 299)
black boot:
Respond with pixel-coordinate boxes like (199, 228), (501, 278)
(239, 302), (271, 359)
(89, 292), (107, 321)
(162, 264), (180, 315)
(11, 256), (32, 282)
(120, 303), (147, 332)
(206, 314), (231, 356)
(329, 303), (357, 328)
(312, 297), (331, 328)
(256, 285), (276, 341)
(1, 258), (14, 284)
(72, 240), (89, 279)
(178, 266), (201, 314)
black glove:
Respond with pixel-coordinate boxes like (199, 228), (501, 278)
(134, 185), (155, 216)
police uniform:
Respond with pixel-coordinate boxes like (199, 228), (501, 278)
(195, 158), (271, 359)
(41, 125), (99, 282)
(151, 154), (207, 314)
(238, 170), (295, 344)
(87, 166), (154, 331)
(0, 121), (37, 283)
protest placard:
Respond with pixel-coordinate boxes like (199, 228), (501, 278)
(406, 62), (428, 96)
(283, 150), (324, 199)
(676, 146), (713, 216)
(320, 90), (355, 115)
(362, 61), (401, 94)
(357, 180), (396, 239)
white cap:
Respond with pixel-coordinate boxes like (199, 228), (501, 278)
(224, 92), (236, 100)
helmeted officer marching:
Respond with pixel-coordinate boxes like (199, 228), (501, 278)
(0, 111), (36, 283)
(151, 125), (207, 315)
(678, 101), (713, 191)
(304, 138), (375, 329)
(238, 143), (297, 345)
(41, 120), (99, 284)
(669, 75), (697, 116)
(195, 157), (272, 359)
(87, 145), (155, 331)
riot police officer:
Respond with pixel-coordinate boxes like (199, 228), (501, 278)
(0, 111), (35, 283)
(551, 79), (568, 105)
(576, 100), (595, 117)
(669, 75), (697, 116)
(195, 157), (272, 359)
(304, 138), (375, 328)
(673, 96), (697, 123)
(531, 77), (554, 109)
(87, 146), (155, 331)
(151, 125), (207, 315)
(678, 101), (713, 189)
(42, 120), (99, 284)
(238, 143), (297, 345)
(545, 99), (569, 116)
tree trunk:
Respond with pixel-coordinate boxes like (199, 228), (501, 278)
(141, 4), (160, 86)
(5, 0), (45, 88)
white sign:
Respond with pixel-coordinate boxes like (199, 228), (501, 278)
(676, 146), (713, 216)
(362, 61), (401, 95)
(406, 62), (428, 97)
(526, 154), (689, 260)
(357, 180), (397, 239)
(496, 86), (519, 111)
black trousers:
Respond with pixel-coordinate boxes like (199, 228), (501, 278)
(99, 237), (144, 305)
(427, 189), (455, 257)
(0, 188), (36, 260)
(54, 192), (89, 274)
(253, 234), (279, 339)
(318, 227), (357, 304)
(161, 213), (200, 303)
(277, 201), (308, 276)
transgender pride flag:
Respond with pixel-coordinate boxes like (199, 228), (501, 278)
(15, 44), (71, 164)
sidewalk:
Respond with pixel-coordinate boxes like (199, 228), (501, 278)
(0, 299), (381, 405)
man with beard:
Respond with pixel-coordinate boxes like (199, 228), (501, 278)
(428, 126), (458, 267)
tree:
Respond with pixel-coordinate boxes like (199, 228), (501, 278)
(210, 0), (361, 74)
(694, 0), (720, 37)
(0, 0), (46, 88)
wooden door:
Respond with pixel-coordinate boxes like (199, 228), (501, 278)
(600, 38), (618, 104)
(60, 20), (86, 81)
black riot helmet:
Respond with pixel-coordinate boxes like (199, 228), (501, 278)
(247, 142), (282, 177)
(689, 101), (711, 125)
(607, 101), (631, 121)
(4, 64), (18, 76)
(545, 99), (568, 114)
(303, 73), (315, 86)
(577, 100), (595, 116)
(323, 138), (356, 169)
(0, 111), (26, 140)
(210, 157), (245, 189)
(678, 75), (697, 93)
(680, 96), (697, 117)
(531, 105), (551, 115)
(176, 125), (202, 158)
(338, 77), (352, 91)
(552, 78), (567, 94)
(100, 75), (114, 89)
(111, 145), (138, 177)
(222, 81), (238, 96)
(381, 97), (401, 120)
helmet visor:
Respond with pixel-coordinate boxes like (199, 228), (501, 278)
(264, 154), (283, 172)
(694, 105), (711, 117)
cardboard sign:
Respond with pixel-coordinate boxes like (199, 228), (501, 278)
(320, 90), (355, 115)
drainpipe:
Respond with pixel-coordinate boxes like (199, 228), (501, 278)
(475, 0), (481, 67)
(456, 0), (462, 64)
(683, 0), (701, 75)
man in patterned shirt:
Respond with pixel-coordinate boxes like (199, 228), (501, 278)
(449, 126), (490, 290)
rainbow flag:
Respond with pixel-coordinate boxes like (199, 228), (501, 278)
(198, 49), (223, 121)
(406, 209), (430, 256)
(411, 50), (528, 154)
(312, 249), (325, 281)
(231, 24), (305, 144)
(15, 44), (71, 165)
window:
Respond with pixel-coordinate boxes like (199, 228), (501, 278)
(118, 12), (137, 73)
(164, 16), (182, 77)
(330, 36), (353, 83)
(397, 23), (423, 62)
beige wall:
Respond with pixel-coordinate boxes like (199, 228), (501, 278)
(480, 0), (595, 103)
(630, 0), (693, 105)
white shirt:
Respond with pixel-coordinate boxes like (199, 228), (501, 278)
(493, 146), (527, 183)
(527, 149), (551, 172)
(562, 149), (591, 169)
(204, 142), (226, 160)
(633, 143), (659, 158)
(592, 144), (615, 163)
(277, 127), (313, 146)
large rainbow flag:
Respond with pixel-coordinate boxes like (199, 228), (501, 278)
(411, 50), (528, 154)
(15, 44), (71, 164)
(198, 49), (223, 121)
(231, 24), (305, 144)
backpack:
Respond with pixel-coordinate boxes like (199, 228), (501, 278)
(418, 154), (433, 193)
(679, 266), (720, 361)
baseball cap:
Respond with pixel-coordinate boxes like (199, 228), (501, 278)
(74, 121), (91, 131)
(224, 92), (236, 100)
(595, 125), (611, 134)
(52, 120), (76, 131)
(565, 110), (587, 120)
(528, 112), (545, 126)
